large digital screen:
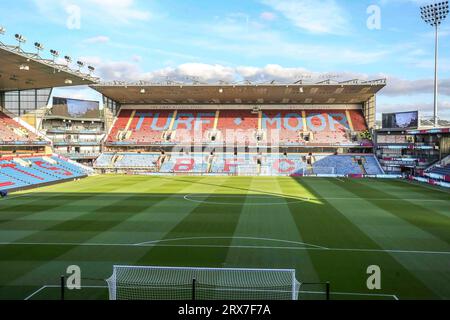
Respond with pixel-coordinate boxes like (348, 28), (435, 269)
(382, 111), (419, 129)
(51, 97), (100, 119)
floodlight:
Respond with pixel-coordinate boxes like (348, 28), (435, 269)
(64, 55), (72, 66)
(420, 1), (449, 127)
(0, 26), (6, 35)
(50, 49), (59, 60)
(34, 42), (44, 54)
(14, 33), (26, 48)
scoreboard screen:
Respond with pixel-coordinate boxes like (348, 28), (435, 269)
(382, 111), (419, 129)
(52, 97), (100, 119)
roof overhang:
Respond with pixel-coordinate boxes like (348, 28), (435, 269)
(91, 80), (386, 105)
(0, 43), (99, 91)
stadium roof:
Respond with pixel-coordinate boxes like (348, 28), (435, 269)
(0, 43), (98, 91)
(91, 79), (386, 105)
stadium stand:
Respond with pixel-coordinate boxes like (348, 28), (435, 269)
(0, 110), (42, 144)
(0, 155), (89, 191)
(428, 165), (450, 177)
(311, 155), (382, 175)
(114, 153), (160, 168)
(160, 153), (208, 173)
(425, 155), (450, 182)
(105, 109), (368, 146)
(216, 111), (259, 145)
(171, 111), (216, 144)
(93, 152), (382, 176)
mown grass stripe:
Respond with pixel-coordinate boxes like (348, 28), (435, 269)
(330, 179), (450, 244)
(136, 176), (252, 268)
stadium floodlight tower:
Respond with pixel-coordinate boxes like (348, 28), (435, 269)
(420, 1), (449, 128)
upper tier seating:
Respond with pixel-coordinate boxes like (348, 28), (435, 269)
(0, 111), (42, 144)
(172, 111), (216, 144)
(106, 109), (368, 146)
(216, 111), (259, 145)
(0, 156), (89, 191)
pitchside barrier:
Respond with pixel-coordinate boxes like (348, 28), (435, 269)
(106, 266), (306, 300)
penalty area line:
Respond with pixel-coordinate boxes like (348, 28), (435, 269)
(23, 285), (398, 301)
(24, 285), (108, 301)
(2, 241), (450, 256)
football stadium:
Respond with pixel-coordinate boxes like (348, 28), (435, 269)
(0, 1), (450, 303)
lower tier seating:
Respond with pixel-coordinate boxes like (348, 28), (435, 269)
(426, 163), (450, 182)
(0, 156), (90, 191)
(94, 153), (383, 176)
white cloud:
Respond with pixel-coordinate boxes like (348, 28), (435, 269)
(261, 0), (350, 35)
(382, 76), (450, 96)
(377, 101), (450, 118)
(78, 56), (450, 102)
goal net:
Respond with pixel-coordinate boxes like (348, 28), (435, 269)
(237, 165), (259, 176)
(106, 266), (301, 300)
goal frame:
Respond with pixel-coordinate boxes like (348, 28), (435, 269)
(106, 265), (300, 301)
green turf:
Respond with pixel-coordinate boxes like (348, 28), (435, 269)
(0, 175), (449, 300)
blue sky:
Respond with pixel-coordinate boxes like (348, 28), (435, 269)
(1, 0), (450, 119)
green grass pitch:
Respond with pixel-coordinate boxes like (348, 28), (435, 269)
(0, 175), (449, 300)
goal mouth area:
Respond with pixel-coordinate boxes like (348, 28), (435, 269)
(106, 265), (300, 301)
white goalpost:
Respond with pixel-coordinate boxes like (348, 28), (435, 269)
(106, 266), (301, 300)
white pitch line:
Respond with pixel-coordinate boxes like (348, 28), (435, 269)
(1, 241), (449, 256)
(24, 285), (48, 300)
(300, 290), (399, 300)
(24, 284), (398, 300)
(183, 194), (308, 205)
(2, 193), (447, 203)
(24, 285), (108, 300)
(136, 236), (329, 249)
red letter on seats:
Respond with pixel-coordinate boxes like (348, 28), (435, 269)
(173, 158), (195, 172)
